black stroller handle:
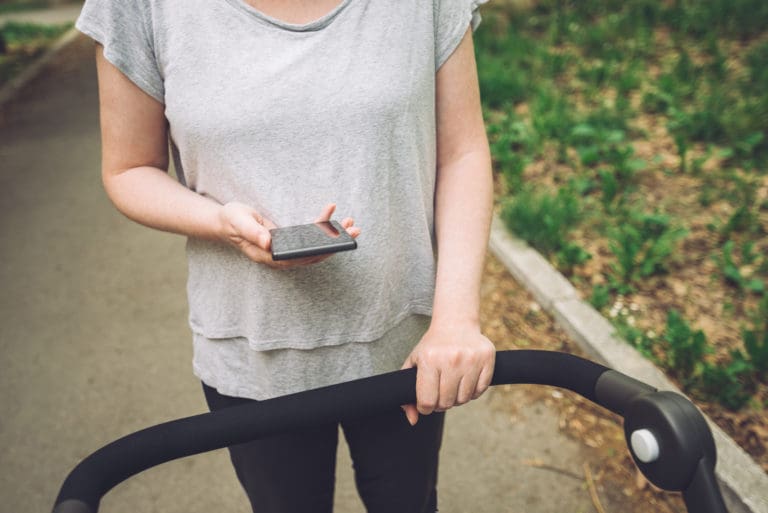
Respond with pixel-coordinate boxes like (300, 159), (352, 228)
(52, 350), (728, 513)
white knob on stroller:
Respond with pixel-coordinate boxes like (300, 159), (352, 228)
(631, 429), (660, 463)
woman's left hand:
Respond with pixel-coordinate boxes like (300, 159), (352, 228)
(400, 323), (495, 425)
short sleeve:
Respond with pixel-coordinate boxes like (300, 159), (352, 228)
(76, 0), (164, 103)
(434, 0), (488, 71)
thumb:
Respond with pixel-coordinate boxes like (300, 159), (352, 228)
(238, 217), (272, 252)
(314, 203), (336, 222)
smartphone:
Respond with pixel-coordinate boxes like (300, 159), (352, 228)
(270, 220), (357, 261)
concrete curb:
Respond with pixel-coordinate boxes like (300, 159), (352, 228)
(489, 215), (768, 513)
(0, 26), (80, 111)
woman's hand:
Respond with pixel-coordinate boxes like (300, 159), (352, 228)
(400, 322), (495, 425)
(218, 202), (360, 269)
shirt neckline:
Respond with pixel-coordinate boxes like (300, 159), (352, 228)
(223, 0), (352, 32)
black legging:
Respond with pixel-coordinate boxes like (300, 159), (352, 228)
(203, 383), (445, 513)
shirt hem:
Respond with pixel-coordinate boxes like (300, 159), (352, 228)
(188, 302), (433, 351)
(195, 364), (268, 400)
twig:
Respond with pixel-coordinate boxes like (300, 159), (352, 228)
(522, 459), (584, 481)
(583, 462), (608, 513)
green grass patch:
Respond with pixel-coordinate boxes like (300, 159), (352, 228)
(0, 1), (49, 15)
(0, 21), (71, 86)
(478, 0), (767, 412)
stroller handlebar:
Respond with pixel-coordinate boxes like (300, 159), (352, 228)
(52, 349), (728, 513)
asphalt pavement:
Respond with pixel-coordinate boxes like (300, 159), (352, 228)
(0, 32), (606, 513)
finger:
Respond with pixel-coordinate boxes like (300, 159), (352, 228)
(314, 203), (337, 222)
(260, 216), (278, 230)
(401, 404), (419, 426)
(286, 254), (327, 265)
(416, 366), (440, 416)
(272, 254), (330, 269)
(399, 354), (420, 425)
(400, 352), (416, 370)
(339, 217), (360, 238)
(437, 370), (460, 410)
(337, 217), (362, 239)
(456, 373), (478, 405)
(239, 240), (273, 263)
(472, 363), (494, 400)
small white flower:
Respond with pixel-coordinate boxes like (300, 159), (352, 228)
(627, 316), (636, 327)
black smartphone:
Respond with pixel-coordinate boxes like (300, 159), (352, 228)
(270, 220), (357, 261)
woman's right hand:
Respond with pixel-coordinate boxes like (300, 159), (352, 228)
(218, 202), (360, 269)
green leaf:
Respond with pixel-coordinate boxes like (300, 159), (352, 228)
(570, 123), (597, 139)
(577, 145), (601, 166)
(719, 147), (735, 159)
(605, 129), (626, 143)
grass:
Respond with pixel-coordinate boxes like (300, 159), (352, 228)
(477, 0), (767, 447)
(0, 1), (49, 15)
(606, 210), (687, 293)
(0, 20), (71, 86)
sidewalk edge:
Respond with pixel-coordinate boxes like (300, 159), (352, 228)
(489, 215), (768, 513)
(0, 26), (80, 111)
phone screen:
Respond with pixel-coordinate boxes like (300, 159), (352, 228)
(270, 220), (357, 261)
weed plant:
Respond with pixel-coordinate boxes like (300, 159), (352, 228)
(500, 185), (586, 260)
(607, 211), (687, 293)
(662, 310), (708, 386)
(486, 111), (538, 192)
(700, 354), (755, 410)
(712, 241), (766, 295)
(589, 284), (612, 311)
(743, 295), (768, 378)
(612, 315), (657, 361)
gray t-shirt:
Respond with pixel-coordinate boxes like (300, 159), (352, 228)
(77, 0), (484, 398)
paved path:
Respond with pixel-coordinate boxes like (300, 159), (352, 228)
(0, 35), (607, 513)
